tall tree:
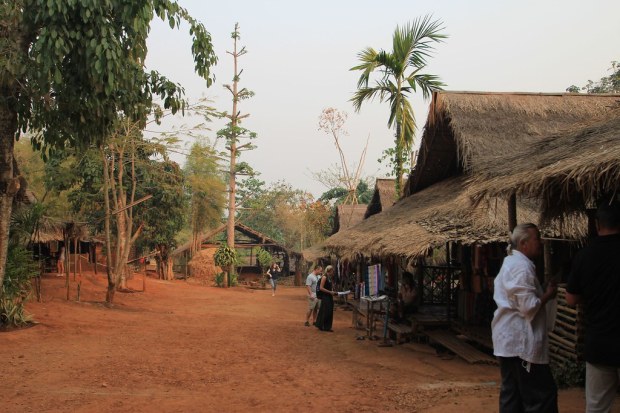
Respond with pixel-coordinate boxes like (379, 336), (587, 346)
(0, 0), (217, 296)
(237, 180), (330, 251)
(139, 158), (187, 281)
(218, 23), (256, 287)
(350, 16), (446, 195)
(184, 140), (226, 256)
(47, 121), (186, 301)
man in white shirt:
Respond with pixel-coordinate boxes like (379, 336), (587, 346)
(491, 223), (558, 413)
(304, 266), (322, 327)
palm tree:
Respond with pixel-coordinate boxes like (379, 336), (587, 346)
(351, 16), (447, 195)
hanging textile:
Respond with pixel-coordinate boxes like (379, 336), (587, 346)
(366, 263), (382, 296)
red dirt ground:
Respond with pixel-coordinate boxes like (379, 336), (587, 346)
(2, 271), (617, 413)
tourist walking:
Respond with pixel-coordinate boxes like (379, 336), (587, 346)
(304, 266), (322, 327)
(266, 262), (281, 296)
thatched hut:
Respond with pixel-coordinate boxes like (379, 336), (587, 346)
(172, 222), (302, 284)
(328, 92), (620, 260)
(323, 91), (620, 353)
(332, 204), (367, 234)
(364, 178), (397, 219)
(30, 219), (101, 274)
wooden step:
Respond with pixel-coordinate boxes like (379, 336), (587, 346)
(425, 329), (498, 365)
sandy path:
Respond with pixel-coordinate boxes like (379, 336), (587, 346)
(1, 272), (607, 412)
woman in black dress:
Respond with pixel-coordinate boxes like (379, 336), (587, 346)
(315, 265), (337, 332)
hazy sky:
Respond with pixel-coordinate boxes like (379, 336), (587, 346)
(145, 0), (620, 198)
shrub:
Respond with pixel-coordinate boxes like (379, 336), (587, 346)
(552, 360), (585, 388)
(1, 245), (38, 328)
(214, 272), (225, 287)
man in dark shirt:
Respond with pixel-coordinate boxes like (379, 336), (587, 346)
(567, 201), (620, 413)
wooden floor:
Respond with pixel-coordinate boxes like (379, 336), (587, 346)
(425, 329), (498, 365)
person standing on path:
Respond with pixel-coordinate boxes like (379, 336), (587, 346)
(315, 265), (338, 332)
(491, 223), (558, 413)
(305, 266), (322, 327)
(57, 245), (65, 276)
(566, 201), (620, 413)
(266, 262), (281, 296)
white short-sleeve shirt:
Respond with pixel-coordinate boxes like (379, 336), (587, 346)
(306, 273), (318, 299)
(491, 250), (549, 364)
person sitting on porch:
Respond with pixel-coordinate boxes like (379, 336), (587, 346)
(396, 271), (418, 323)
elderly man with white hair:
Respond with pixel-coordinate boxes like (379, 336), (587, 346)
(491, 223), (558, 413)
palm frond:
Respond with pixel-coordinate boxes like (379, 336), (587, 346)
(407, 15), (448, 68)
(350, 47), (380, 88)
(350, 87), (380, 112)
(407, 73), (445, 99)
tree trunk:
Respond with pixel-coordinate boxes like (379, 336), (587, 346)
(157, 244), (173, 280)
(102, 146), (116, 304)
(0, 93), (18, 295)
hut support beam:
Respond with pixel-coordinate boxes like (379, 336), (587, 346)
(508, 193), (517, 232)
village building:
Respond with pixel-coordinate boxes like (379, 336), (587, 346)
(319, 91), (620, 363)
(171, 222), (302, 285)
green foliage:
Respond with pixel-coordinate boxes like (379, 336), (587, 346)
(139, 159), (187, 253)
(214, 272), (225, 287)
(551, 360), (585, 389)
(1, 204), (42, 327)
(350, 15), (447, 193)
(237, 180), (331, 251)
(319, 180), (373, 205)
(566, 60), (620, 94)
(7, 0), (217, 154)
(255, 248), (273, 272)
(229, 272), (238, 287)
(1, 245), (37, 327)
(184, 141), (226, 239)
(214, 244), (238, 267)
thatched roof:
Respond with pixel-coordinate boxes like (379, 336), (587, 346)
(469, 108), (620, 218)
(332, 204), (367, 234)
(172, 222), (299, 257)
(364, 178), (397, 218)
(327, 177), (481, 259)
(31, 219), (93, 243)
(326, 91), (620, 260)
(301, 242), (329, 263)
(408, 91), (620, 195)
(325, 175), (588, 261)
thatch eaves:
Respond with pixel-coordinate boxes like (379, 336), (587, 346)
(325, 176), (540, 261)
(364, 178), (397, 219)
(326, 173), (588, 261)
(408, 91), (620, 195)
(468, 108), (620, 218)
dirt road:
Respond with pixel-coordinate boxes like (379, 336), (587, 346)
(1, 272), (605, 412)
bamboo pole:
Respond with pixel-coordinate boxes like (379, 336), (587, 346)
(508, 193), (517, 232)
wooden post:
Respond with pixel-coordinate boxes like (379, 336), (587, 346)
(586, 208), (597, 239)
(508, 193), (517, 232)
(73, 237), (77, 280)
(78, 239), (82, 276)
(93, 243), (97, 275)
(543, 239), (552, 284)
